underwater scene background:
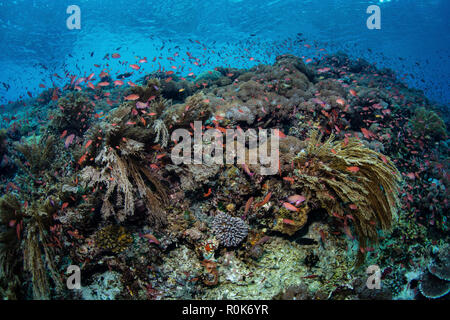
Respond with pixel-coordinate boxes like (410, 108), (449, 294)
(0, 0), (448, 300)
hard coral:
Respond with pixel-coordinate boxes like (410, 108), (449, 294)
(419, 245), (450, 299)
(211, 212), (248, 247)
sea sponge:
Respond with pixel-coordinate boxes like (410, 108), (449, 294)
(211, 212), (248, 247)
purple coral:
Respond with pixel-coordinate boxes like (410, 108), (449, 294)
(212, 212), (248, 247)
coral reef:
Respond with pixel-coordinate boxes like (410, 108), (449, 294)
(0, 50), (448, 301)
(95, 225), (133, 254)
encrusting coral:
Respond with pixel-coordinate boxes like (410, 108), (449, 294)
(292, 130), (402, 264)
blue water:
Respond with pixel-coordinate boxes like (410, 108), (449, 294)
(0, 0), (449, 107)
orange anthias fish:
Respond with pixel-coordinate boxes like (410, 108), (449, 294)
(203, 188), (212, 197)
(124, 94), (139, 101)
(84, 140), (92, 149)
(282, 218), (296, 225)
(142, 233), (160, 245)
(283, 176), (295, 184)
(274, 129), (286, 138)
(130, 64), (140, 70)
(287, 194), (306, 205)
(65, 134), (75, 148)
(336, 98), (346, 106)
(361, 128), (374, 139)
(244, 197), (254, 215)
(282, 202), (299, 212)
(254, 192), (272, 208)
(78, 152), (88, 165)
(346, 166), (360, 173)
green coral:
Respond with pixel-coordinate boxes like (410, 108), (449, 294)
(195, 70), (223, 83)
(410, 107), (447, 140)
(95, 225), (133, 253)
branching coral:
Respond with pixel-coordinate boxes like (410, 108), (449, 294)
(211, 212), (248, 247)
(292, 130), (401, 264)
